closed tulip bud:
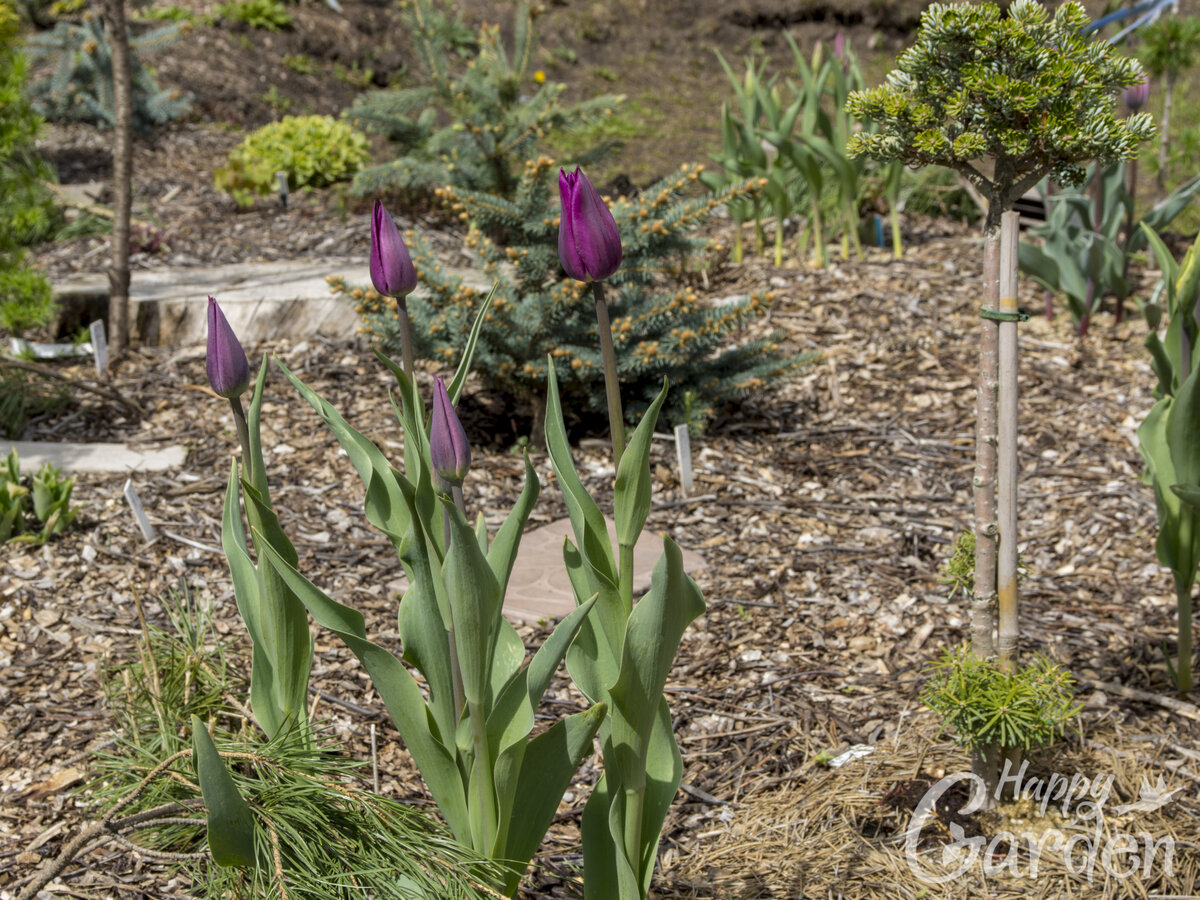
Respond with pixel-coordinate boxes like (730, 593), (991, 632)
(370, 200), (418, 298)
(206, 296), (250, 399)
(1124, 79), (1149, 111)
(430, 377), (471, 488)
(557, 167), (622, 283)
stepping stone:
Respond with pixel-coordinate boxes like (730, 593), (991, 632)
(54, 260), (489, 347)
(5, 441), (187, 474)
(503, 516), (707, 625)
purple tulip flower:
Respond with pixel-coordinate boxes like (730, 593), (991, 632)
(206, 296), (250, 399)
(370, 200), (418, 298)
(430, 377), (471, 488)
(557, 167), (622, 283)
(1124, 80), (1150, 111)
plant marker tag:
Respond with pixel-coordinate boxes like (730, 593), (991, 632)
(276, 171), (289, 210)
(124, 478), (157, 542)
(89, 320), (108, 375)
(674, 423), (694, 496)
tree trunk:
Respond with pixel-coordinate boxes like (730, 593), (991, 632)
(104, 0), (133, 364)
(996, 211), (1021, 675)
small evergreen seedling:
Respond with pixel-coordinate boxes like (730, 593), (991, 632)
(923, 646), (1080, 757)
(347, 0), (621, 202)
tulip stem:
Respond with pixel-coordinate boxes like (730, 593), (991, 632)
(591, 281), (626, 471)
(442, 496), (468, 722)
(396, 295), (416, 386)
(229, 398), (252, 480)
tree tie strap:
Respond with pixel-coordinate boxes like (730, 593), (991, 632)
(980, 308), (1031, 323)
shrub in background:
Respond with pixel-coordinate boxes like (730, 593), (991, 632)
(214, 0), (291, 31)
(345, 159), (816, 435)
(347, 0), (621, 202)
(1, 0), (57, 336)
(25, 12), (192, 130)
(214, 115), (370, 206)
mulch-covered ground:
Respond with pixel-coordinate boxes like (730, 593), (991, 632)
(4, 210), (1200, 897)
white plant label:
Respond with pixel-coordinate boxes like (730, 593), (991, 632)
(123, 478), (156, 542)
(89, 320), (108, 375)
(674, 423), (694, 496)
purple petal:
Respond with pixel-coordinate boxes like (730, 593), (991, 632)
(205, 296), (250, 399)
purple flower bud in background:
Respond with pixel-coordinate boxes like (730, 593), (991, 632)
(834, 31), (846, 62)
(370, 200), (418, 298)
(1124, 79), (1150, 111)
(557, 167), (622, 283)
(206, 296), (250, 399)
(430, 377), (471, 488)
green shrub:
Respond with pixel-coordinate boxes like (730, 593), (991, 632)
(215, 0), (290, 31)
(345, 160), (816, 434)
(922, 646), (1080, 752)
(347, 0), (621, 202)
(24, 14), (193, 130)
(1, 0), (57, 338)
(213, 115), (370, 206)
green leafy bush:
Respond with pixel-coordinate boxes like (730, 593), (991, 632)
(215, 0), (290, 31)
(213, 115), (370, 206)
(25, 14), (192, 130)
(347, 0), (621, 202)
(1, 0), (57, 338)
(344, 159), (816, 434)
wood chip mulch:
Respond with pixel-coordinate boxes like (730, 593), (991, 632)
(3, 220), (1199, 899)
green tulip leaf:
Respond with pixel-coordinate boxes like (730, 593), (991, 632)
(500, 704), (607, 897)
(614, 379), (667, 549)
(254, 536), (471, 842)
(191, 716), (257, 869)
(545, 364), (618, 586)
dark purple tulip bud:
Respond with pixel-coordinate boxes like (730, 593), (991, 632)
(1124, 80), (1149, 111)
(206, 296), (250, 399)
(370, 200), (418, 298)
(557, 167), (622, 283)
(430, 377), (471, 488)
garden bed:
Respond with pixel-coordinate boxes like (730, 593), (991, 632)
(4, 218), (1199, 898)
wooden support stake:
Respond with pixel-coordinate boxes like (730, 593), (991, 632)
(996, 210), (1021, 674)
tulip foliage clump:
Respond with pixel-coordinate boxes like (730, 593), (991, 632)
(348, 158), (816, 432)
(1138, 228), (1200, 692)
